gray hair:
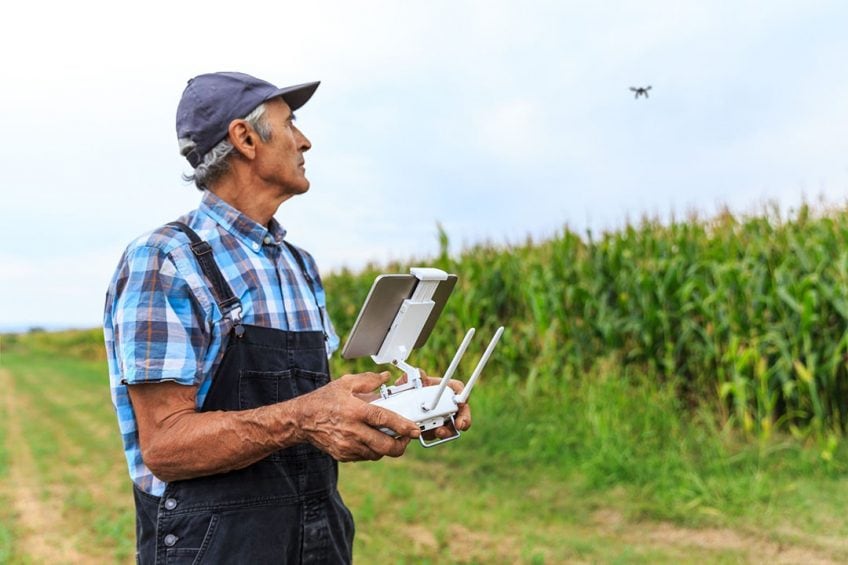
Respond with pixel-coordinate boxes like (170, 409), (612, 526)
(179, 102), (273, 190)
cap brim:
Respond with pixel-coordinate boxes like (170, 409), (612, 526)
(267, 81), (320, 112)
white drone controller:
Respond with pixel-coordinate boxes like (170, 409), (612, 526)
(374, 325), (504, 446)
(343, 267), (504, 447)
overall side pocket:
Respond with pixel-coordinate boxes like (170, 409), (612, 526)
(163, 513), (220, 565)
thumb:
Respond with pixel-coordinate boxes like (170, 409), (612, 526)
(345, 371), (391, 393)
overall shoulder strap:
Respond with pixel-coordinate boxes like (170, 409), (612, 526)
(166, 221), (242, 321)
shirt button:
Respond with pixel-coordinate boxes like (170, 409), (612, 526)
(164, 534), (178, 547)
(164, 498), (177, 510)
(263, 236), (273, 245)
(252, 242), (260, 251)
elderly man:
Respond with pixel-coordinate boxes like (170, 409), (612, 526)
(104, 72), (470, 564)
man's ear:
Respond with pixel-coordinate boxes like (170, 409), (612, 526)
(228, 119), (257, 160)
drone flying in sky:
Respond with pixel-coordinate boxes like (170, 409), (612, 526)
(630, 86), (652, 99)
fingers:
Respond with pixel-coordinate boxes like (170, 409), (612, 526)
(369, 434), (412, 458)
(337, 426), (412, 461)
(454, 402), (471, 431)
(342, 371), (390, 393)
(325, 423), (413, 462)
(336, 441), (382, 463)
(353, 391), (381, 403)
(309, 418), (411, 462)
(432, 424), (455, 439)
(362, 404), (420, 439)
(345, 445), (385, 462)
(420, 375), (465, 394)
(446, 378), (465, 395)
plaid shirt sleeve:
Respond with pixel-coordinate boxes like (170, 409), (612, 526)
(112, 244), (210, 386)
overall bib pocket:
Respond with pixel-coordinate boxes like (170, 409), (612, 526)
(238, 368), (331, 462)
(238, 368), (330, 409)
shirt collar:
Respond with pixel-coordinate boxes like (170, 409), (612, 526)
(199, 191), (287, 252)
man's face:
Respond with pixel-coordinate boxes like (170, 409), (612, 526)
(255, 98), (312, 196)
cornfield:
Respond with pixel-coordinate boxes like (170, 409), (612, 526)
(325, 203), (848, 438)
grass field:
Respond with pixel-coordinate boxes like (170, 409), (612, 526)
(2, 333), (848, 564)
(5, 204), (848, 563)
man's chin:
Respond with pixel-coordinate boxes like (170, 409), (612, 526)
(287, 180), (310, 196)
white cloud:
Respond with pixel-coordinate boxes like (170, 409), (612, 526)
(2, 0), (847, 327)
(472, 100), (547, 163)
(0, 249), (120, 328)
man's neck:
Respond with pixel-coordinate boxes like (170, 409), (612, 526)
(208, 174), (291, 227)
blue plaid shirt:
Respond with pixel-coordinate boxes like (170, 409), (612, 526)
(104, 191), (339, 496)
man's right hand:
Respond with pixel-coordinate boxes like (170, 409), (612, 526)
(294, 371), (421, 462)
(129, 371), (419, 482)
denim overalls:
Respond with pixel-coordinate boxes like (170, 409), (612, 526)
(132, 222), (354, 564)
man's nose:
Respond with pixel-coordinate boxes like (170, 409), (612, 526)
(296, 127), (311, 151)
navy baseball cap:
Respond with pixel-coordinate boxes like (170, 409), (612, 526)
(176, 72), (320, 168)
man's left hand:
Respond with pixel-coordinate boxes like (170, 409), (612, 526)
(391, 369), (472, 440)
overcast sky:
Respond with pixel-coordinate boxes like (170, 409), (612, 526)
(1, 0), (847, 330)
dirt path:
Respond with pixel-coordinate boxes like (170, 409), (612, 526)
(0, 368), (88, 564)
(592, 508), (845, 564)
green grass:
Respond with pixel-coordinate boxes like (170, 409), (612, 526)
(340, 357), (848, 561)
(3, 333), (848, 562)
(5, 203), (848, 560)
(0, 368), (12, 565)
(0, 351), (135, 564)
